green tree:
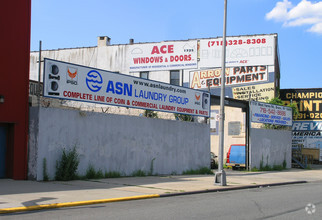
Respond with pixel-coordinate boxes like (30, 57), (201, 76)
(267, 97), (299, 119)
(55, 146), (80, 181)
(263, 97), (299, 130)
(267, 97), (284, 106)
(144, 110), (158, 118)
(174, 113), (193, 122)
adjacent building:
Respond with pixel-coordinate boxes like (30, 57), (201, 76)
(0, 0), (31, 179)
(30, 34), (281, 161)
(280, 88), (322, 163)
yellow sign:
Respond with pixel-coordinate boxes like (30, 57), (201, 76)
(280, 89), (322, 121)
(190, 66), (268, 89)
(232, 83), (275, 101)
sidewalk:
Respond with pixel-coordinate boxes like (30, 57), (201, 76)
(1, 168), (322, 214)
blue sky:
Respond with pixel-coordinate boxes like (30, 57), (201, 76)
(31, 0), (322, 89)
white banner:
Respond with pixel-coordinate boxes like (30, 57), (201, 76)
(199, 34), (275, 68)
(128, 41), (198, 72)
(190, 65), (268, 89)
(43, 59), (210, 117)
(250, 101), (292, 126)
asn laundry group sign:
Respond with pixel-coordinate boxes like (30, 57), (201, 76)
(129, 41), (197, 72)
(43, 59), (210, 117)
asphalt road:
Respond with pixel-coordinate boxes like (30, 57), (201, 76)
(2, 181), (322, 220)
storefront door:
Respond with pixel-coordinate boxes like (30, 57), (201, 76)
(0, 125), (7, 178)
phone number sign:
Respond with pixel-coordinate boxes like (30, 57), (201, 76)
(250, 101), (292, 126)
(199, 34), (276, 68)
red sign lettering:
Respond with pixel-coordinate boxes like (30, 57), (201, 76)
(151, 45), (174, 54)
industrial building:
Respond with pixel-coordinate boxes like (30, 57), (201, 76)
(280, 88), (322, 164)
(29, 34), (281, 161)
(0, 1), (31, 179)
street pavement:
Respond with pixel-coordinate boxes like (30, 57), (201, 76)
(1, 167), (322, 214)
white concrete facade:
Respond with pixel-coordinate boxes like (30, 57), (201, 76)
(250, 128), (292, 169)
(28, 107), (210, 180)
(30, 38), (183, 85)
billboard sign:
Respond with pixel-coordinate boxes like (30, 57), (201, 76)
(250, 101), (292, 126)
(190, 65), (268, 89)
(292, 121), (322, 161)
(280, 89), (322, 156)
(199, 34), (275, 68)
(128, 41), (198, 72)
(43, 58), (210, 117)
(280, 89), (322, 121)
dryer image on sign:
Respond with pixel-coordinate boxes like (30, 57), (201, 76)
(47, 64), (60, 96)
(194, 92), (209, 109)
(202, 93), (209, 109)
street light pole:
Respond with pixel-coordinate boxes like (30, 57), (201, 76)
(215, 0), (227, 186)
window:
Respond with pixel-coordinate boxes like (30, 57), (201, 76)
(170, 70), (180, 85)
(140, 71), (149, 79)
(228, 121), (241, 136)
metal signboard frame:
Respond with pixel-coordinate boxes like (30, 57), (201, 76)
(250, 101), (292, 126)
(43, 58), (210, 117)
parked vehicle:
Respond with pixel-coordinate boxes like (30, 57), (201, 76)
(226, 144), (246, 169)
(210, 152), (218, 169)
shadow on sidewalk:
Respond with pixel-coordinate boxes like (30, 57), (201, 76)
(0, 175), (213, 196)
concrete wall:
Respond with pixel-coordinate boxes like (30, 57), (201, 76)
(250, 128), (292, 169)
(28, 107), (210, 180)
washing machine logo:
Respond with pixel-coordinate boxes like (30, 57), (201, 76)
(86, 70), (103, 92)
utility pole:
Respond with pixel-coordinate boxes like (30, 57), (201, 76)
(215, 0), (227, 186)
(38, 40), (42, 106)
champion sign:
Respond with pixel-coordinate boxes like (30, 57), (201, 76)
(43, 59), (210, 117)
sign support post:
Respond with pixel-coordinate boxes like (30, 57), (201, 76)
(37, 40), (42, 106)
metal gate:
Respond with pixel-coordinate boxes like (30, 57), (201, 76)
(0, 125), (7, 178)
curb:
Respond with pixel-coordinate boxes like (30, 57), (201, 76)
(0, 194), (160, 214)
(0, 181), (307, 214)
(160, 181), (307, 197)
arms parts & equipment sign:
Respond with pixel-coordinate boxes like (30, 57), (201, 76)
(43, 59), (210, 117)
(190, 65), (268, 89)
